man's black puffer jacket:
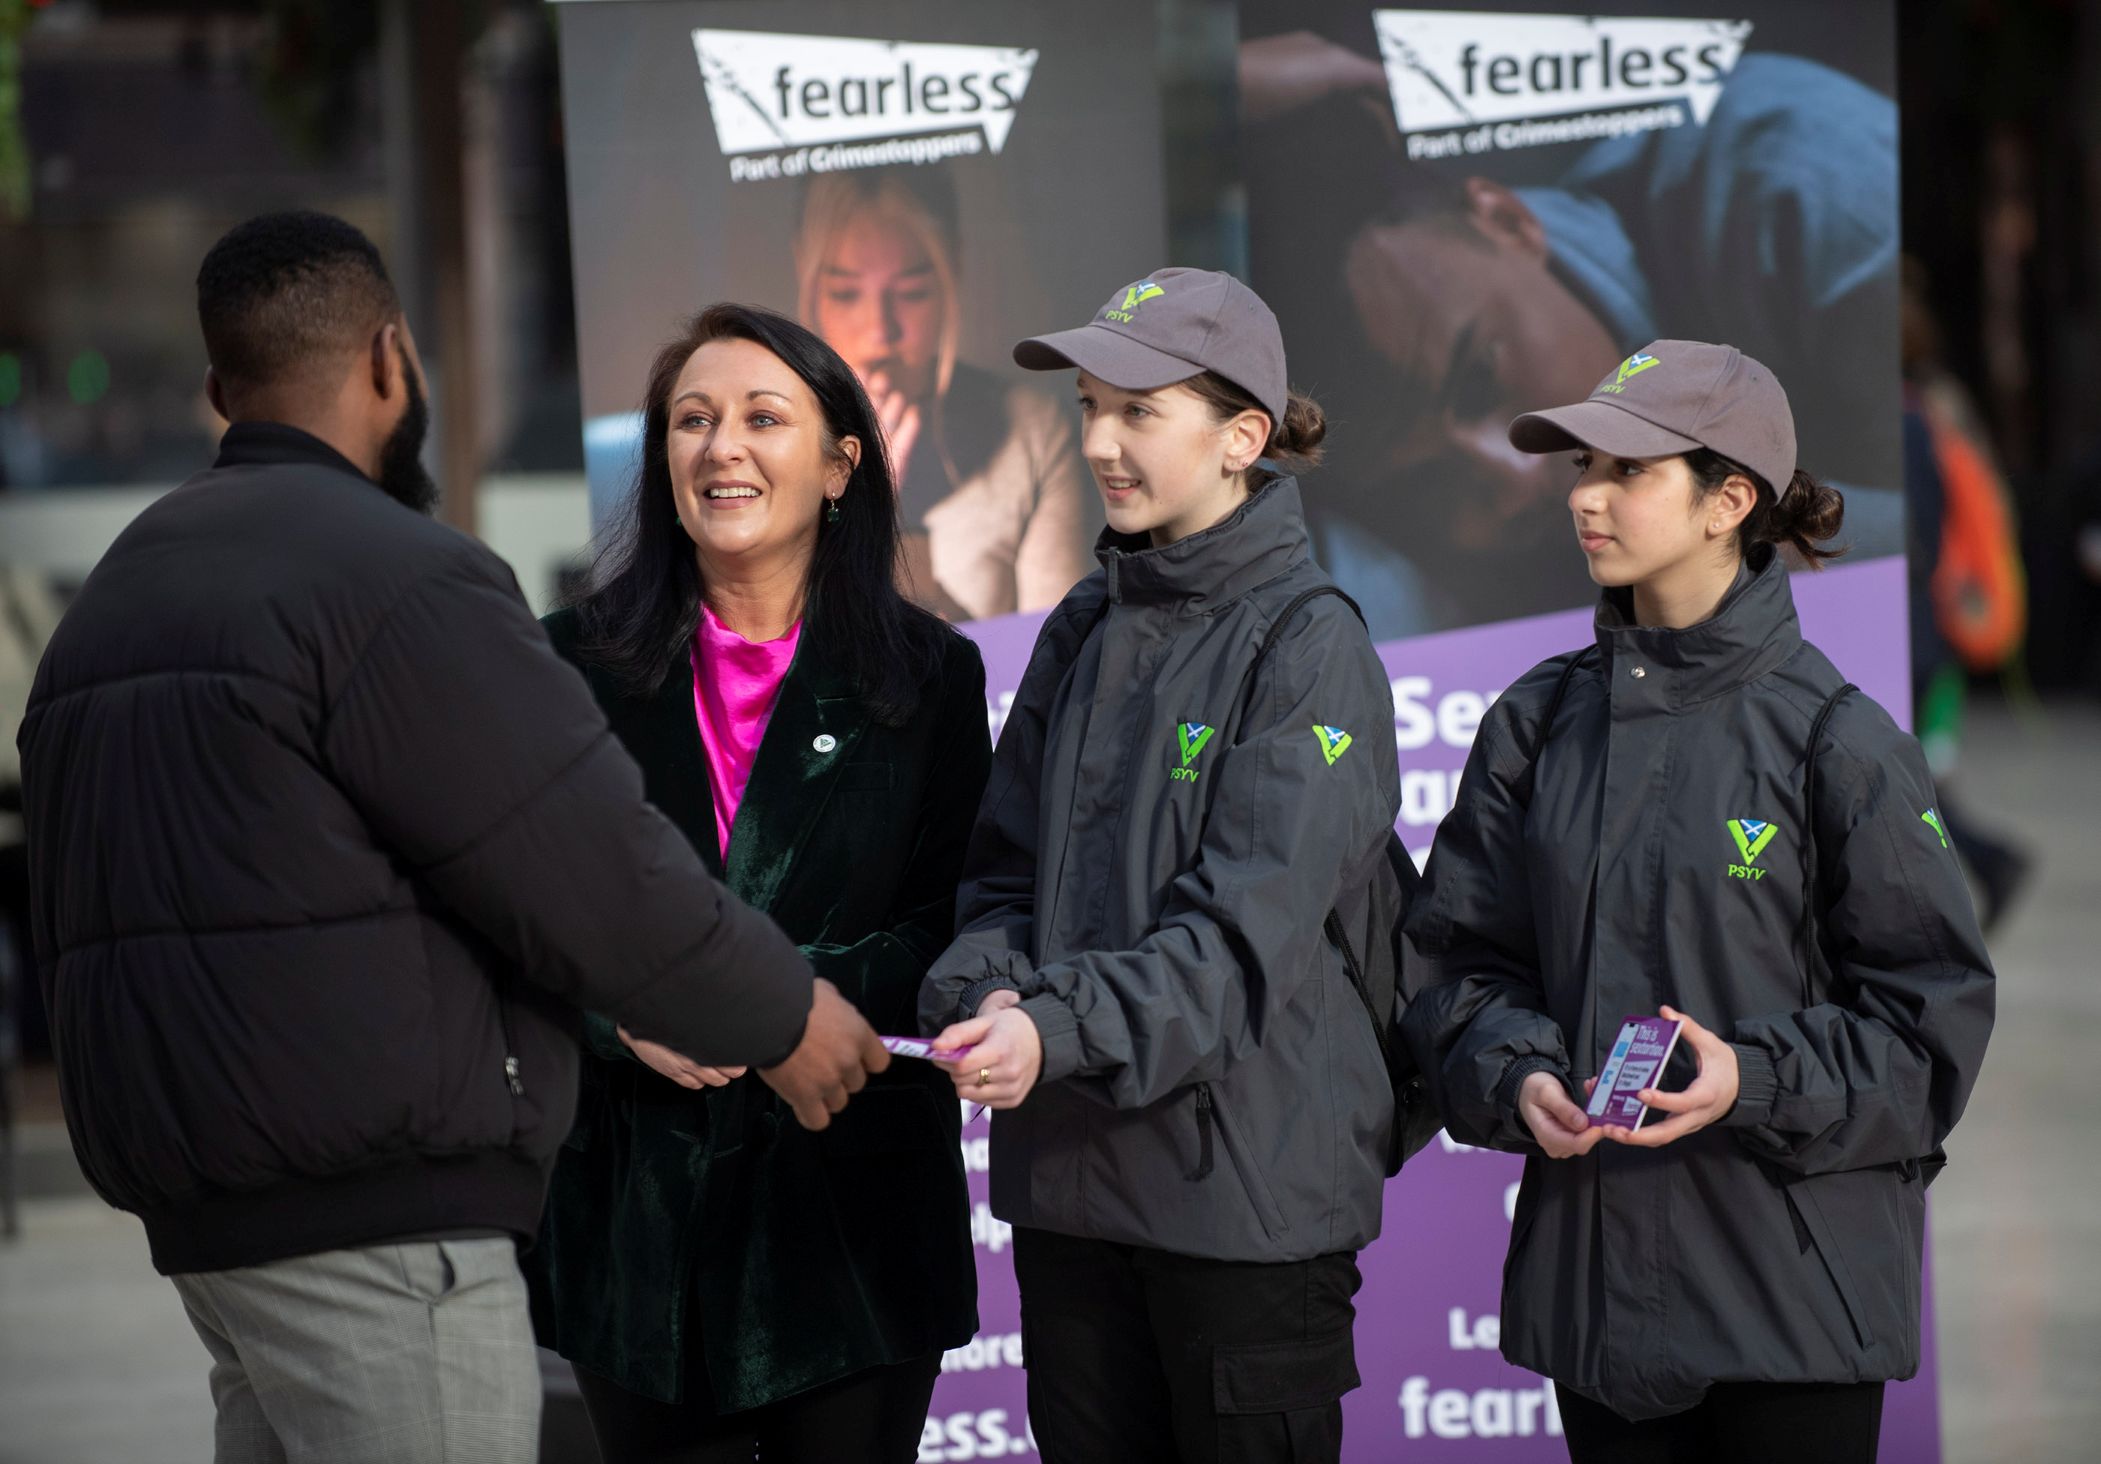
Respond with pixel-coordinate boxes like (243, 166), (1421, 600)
(17, 424), (813, 1275)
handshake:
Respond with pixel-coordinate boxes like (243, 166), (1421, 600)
(617, 977), (891, 1131)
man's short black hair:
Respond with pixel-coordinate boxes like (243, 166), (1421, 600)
(197, 211), (401, 395)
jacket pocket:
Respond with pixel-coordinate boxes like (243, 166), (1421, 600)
(1213, 1324), (1358, 1414)
(1781, 1182), (1876, 1352)
(1203, 1084), (1290, 1242)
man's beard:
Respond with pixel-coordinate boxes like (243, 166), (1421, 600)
(377, 347), (440, 515)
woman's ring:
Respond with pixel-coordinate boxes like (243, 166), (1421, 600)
(978, 1067), (992, 1088)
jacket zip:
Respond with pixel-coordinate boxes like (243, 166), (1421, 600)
(1190, 1085), (1216, 1180)
(496, 995), (525, 1097)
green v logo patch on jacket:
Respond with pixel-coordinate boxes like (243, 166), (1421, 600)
(1922, 807), (1950, 848)
(1313, 725), (1353, 766)
(1175, 721), (1215, 772)
(1726, 817), (1779, 880)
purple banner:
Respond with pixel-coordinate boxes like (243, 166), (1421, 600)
(932, 556), (1937, 1463)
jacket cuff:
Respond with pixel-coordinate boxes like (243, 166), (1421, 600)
(755, 1006), (811, 1072)
(581, 1011), (632, 1064)
(959, 972), (1026, 1022)
(1019, 993), (1082, 1085)
(1720, 1043), (1778, 1128)
(1497, 1056), (1572, 1127)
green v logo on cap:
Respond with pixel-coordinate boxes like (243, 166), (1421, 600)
(1727, 818), (1779, 866)
(1313, 725), (1353, 766)
(1922, 807), (1950, 848)
(1177, 722), (1215, 768)
(1120, 280), (1166, 312)
(1600, 351), (1661, 395)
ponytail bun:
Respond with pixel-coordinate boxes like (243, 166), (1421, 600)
(1685, 450), (1846, 569)
(1763, 471), (1847, 567)
(1267, 389), (1328, 472)
(1182, 371), (1327, 475)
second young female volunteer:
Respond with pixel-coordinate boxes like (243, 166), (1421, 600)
(920, 269), (1402, 1464)
(1400, 340), (1994, 1463)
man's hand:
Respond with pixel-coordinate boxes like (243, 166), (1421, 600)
(932, 999), (1043, 1111)
(758, 978), (890, 1131)
(1604, 1007), (1739, 1149)
(1519, 1070), (1606, 1159)
(616, 1026), (744, 1090)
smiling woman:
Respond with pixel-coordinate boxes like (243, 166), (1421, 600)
(525, 302), (989, 1460)
(566, 304), (939, 720)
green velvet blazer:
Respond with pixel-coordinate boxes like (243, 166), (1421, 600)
(525, 606), (989, 1410)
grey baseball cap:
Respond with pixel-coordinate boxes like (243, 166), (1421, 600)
(1013, 267), (1287, 425)
(1507, 340), (1798, 498)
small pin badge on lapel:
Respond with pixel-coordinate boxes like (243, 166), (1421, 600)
(812, 734), (837, 754)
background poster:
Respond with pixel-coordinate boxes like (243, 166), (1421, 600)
(556, 0), (1165, 622)
(1224, 3), (1933, 1461)
(557, 3), (1931, 1460)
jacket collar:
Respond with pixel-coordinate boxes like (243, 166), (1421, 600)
(1593, 546), (1802, 706)
(213, 421), (368, 480)
(1095, 474), (1312, 613)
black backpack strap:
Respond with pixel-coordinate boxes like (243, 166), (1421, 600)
(1256, 585), (1364, 663)
(1797, 683), (1857, 1008)
(1514, 647), (1596, 804)
(1241, 587), (1399, 1082)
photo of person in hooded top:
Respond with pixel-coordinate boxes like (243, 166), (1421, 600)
(1398, 340), (1994, 1464)
(1239, 32), (1905, 640)
(795, 168), (1098, 622)
(920, 268), (1402, 1464)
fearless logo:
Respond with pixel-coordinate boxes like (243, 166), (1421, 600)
(1372, 10), (1752, 160)
(691, 30), (1039, 184)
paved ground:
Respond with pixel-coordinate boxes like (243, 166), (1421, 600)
(1, 697), (2096, 1463)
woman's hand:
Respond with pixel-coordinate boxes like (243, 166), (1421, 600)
(1519, 1070), (1606, 1159)
(617, 1025), (745, 1090)
(1604, 1006), (1739, 1148)
(932, 997), (1042, 1111)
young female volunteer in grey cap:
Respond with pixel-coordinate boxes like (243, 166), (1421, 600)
(1401, 340), (1996, 1463)
(918, 268), (1402, 1464)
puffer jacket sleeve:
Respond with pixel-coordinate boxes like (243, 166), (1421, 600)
(918, 595), (1097, 1032)
(1398, 657), (1582, 1153)
(1719, 695), (1995, 1171)
(320, 544), (814, 1068)
(1006, 599), (1400, 1108)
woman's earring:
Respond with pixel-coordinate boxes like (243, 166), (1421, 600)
(826, 497), (841, 525)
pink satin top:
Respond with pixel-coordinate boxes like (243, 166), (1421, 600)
(690, 604), (802, 861)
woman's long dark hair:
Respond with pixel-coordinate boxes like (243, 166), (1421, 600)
(569, 303), (945, 724)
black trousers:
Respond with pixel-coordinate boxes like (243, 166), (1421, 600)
(1012, 1226), (1362, 1464)
(1557, 1379), (1887, 1464)
(574, 1351), (941, 1464)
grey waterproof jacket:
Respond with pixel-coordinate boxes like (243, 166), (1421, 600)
(920, 478), (1401, 1263)
(1400, 550), (1994, 1420)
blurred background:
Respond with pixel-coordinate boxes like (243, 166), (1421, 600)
(2, 1), (2098, 1460)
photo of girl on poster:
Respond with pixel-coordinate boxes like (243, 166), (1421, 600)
(1238, 16), (1905, 640)
(794, 170), (1097, 621)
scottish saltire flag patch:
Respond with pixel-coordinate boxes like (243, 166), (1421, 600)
(1313, 725), (1353, 766)
(1177, 722), (1215, 768)
(1727, 818), (1779, 866)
